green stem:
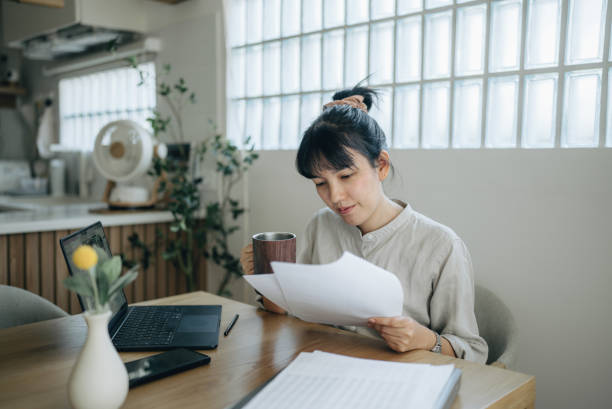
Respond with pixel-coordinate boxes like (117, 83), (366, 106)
(88, 268), (102, 312)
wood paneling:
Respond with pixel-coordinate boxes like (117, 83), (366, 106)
(0, 222), (207, 313)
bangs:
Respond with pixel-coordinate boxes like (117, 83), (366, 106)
(296, 126), (358, 179)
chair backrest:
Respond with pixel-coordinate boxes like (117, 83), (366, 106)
(0, 285), (68, 329)
(474, 284), (518, 369)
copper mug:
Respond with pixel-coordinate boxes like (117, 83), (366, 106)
(252, 232), (296, 275)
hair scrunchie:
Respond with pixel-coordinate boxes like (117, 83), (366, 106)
(323, 95), (368, 113)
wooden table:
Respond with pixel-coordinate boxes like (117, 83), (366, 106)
(0, 292), (535, 409)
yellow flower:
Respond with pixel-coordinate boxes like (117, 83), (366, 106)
(72, 245), (98, 270)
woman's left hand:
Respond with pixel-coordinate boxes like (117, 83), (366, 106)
(367, 316), (435, 353)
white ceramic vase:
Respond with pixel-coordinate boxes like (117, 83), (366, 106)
(68, 310), (129, 409)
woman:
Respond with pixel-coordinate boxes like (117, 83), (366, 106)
(241, 86), (488, 363)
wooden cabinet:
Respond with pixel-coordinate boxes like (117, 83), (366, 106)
(0, 222), (207, 314)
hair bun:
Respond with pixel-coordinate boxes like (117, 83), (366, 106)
(332, 85), (378, 111)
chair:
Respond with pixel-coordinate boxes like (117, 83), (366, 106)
(0, 285), (68, 329)
(474, 284), (518, 369)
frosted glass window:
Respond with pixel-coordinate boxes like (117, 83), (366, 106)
(345, 25), (369, 86)
(525, 0), (561, 68)
(522, 73), (558, 148)
(302, 0), (322, 33)
(263, 42), (281, 96)
(229, 0), (246, 46)
(396, 16), (421, 82)
(486, 76), (519, 148)
(453, 79), (483, 148)
(301, 34), (322, 92)
(281, 95), (300, 148)
(393, 85), (420, 148)
(229, 48), (245, 98)
(562, 70), (601, 147)
(282, 0), (301, 36)
(323, 30), (344, 90)
(347, 0), (369, 24)
(263, 0), (281, 40)
(425, 0), (452, 9)
(489, 0), (522, 73)
(246, 0), (262, 44)
(370, 22), (395, 85)
(246, 99), (263, 148)
(282, 38), (300, 93)
(566, 0), (606, 64)
(424, 11), (451, 80)
(398, 0), (422, 15)
(372, 0), (395, 20)
(300, 93), (322, 135)
(323, 0), (344, 28)
(262, 97), (281, 149)
(246, 45), (263, 97)
(455, 4), (486, 76)
(59, 62), (156, 151)
(370, 88), (393, 142)
(422, 82), (450, 148)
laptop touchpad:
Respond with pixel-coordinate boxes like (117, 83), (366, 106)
(177, 315), (217, 333)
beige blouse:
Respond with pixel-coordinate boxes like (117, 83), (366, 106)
(297, 200), (488, 364)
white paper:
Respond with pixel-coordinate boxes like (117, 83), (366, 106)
(241, 351), (456, 409)
(243, 252), (403, 326)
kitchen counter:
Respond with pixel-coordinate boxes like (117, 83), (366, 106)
(0, 195), (175, 234)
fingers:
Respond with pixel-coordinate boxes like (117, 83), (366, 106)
(240, 244), (255, 275)
(368, 316), (410, 328)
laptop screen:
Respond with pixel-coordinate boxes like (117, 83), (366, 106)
(60, 222), (127, 317)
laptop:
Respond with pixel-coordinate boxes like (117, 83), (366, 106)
(60, 221), (222, 351)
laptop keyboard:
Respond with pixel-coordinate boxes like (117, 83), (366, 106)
(113, 307), (182, 346)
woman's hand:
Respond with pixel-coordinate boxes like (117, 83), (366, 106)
(367, 316), (436, 353)
(240, 244), (286, 315)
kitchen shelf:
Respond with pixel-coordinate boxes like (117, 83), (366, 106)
(0, 85), (26, 109)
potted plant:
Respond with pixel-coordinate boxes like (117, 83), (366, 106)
(63, 245), (138, 409)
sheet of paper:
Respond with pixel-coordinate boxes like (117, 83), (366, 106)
(241, 351), (456, 409)
(243, 252), (403, 326)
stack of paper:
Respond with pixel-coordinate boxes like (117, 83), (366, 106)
(243, 252), (404, 326)
(238, 351), (459, 409)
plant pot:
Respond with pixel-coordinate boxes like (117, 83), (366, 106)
(68, 310), (129, 409)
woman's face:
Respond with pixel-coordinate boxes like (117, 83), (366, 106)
(311, 149), (389, 232)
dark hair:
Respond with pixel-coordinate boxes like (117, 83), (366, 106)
(295, 85), (390, 179)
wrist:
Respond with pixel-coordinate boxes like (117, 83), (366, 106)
(424, 327), (438, 351)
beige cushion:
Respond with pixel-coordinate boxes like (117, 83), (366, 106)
(0, 285), (68, 329)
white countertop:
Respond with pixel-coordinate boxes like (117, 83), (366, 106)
(0, 195), (175, 235)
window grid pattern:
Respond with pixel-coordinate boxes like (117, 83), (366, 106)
(227, 0), (612, 149)
(59, 62), (156, 151)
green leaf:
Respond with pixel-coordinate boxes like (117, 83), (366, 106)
(63, 274), (94, 298)
(99, 256), (122, 284)
(108, 270), (139, 298)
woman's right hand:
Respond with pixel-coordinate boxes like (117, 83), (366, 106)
(240, 244), (286, 315)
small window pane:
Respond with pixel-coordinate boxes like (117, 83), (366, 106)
(347, 0), (369, 24)
(489, 0), (522, 73)
(455, 4), (486, 76)
(246, 99), (263, 148)
(263, 41), (281, 96)
(229, 0), (246, 46)
(396, 16), (421, 82)
(370, 87), (393, 142)
(300, 93), (322, 135)
(282, 38), (300, 93)
(562, 70), (601, 147)
(422, 81), (450, 148)
(425, 0), (451, 9)
(424, 11), (452, 80)
(323, 0), (344, 28)
(486, 76), (519, 148)
(302, 0), (322, 33)
(281, 95), (300, 148)
(246, 45), (263, 97)
(398, 0), (422, 15)
(453, 79), (483, 148)
(522, 73), (558, 148)
(345, 25), (369, 86)
(566, 0), (606, 64)
(394, 84), (420, 148)
(263, 0), (281, 40)
(323, 29), (344, 90)
(282, 0), (301, 36)
(262, 97), (281, 149)
(301, 34), (321, 91)
(246, 0), (263, 44)
(370, 21), (395, 85)
(229, 48), (245, 98)
(228, 100), (245, 147)
(525, 0), (561, 68)
(372, 0), (395, 20)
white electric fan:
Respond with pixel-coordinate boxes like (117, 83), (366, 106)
(92, 119), (167, 209)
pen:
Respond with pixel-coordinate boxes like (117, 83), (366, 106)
(224, 314), (239, 336)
